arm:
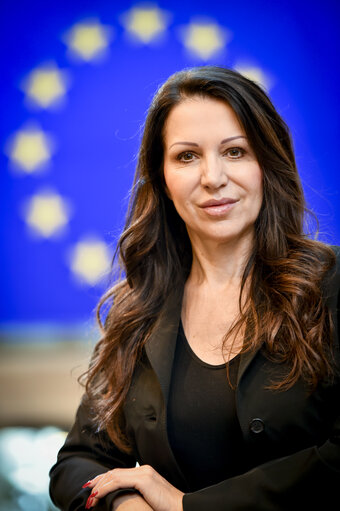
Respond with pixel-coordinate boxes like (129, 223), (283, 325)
(183, 437), (340, 510)
(80, 464), (184, 511)
(49, 394), (138, 511)
(113, 494), (153, 510)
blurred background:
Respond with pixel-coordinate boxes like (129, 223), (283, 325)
(0, 0), (339, 509)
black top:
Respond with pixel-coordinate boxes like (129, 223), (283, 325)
(167, 320), (246, 492)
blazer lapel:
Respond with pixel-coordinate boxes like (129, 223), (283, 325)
(144, 286), (189, 490)
(145, 287), (184, 403)
(237, 346), (262, 384)
(237, 316), (263, 383)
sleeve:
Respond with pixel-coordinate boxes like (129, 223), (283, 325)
(49, 394), (137, 511)
(183, 245), (340, 510)
(183, 440), (340, 510)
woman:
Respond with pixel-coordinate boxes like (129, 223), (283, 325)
(49, 66), (340, 511)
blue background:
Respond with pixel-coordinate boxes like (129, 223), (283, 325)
(1, 0), (339, 337)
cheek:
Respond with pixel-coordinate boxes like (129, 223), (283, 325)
(163, 168), (191, 203)
(232, 166), (262, 200)
(247, 167), (263, 199)
(166, 182), (187, 205)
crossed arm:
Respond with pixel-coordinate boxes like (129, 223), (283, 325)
(49, 396), (184, 511)
(50, 402), (340, 511)
(82, 465), (183, 510)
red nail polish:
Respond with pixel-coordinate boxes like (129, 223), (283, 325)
(85, 496), (92, 509)
(91, 491), (98, 498)
(82, 481), (92, 488)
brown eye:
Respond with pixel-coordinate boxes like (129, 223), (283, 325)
(177, 151), (196, 162)
(226, 147), (245, 159)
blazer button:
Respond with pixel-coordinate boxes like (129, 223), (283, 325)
(250, 418), (265, 434)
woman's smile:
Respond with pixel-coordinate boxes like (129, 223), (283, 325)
(163, 95), (263, 245)
(198, 198), (239, 217)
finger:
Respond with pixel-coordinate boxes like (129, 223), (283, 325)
(82, 473), (105, 489)
(85, 492), (99, 509)
(82, 480), (94, 489)
(90, 468), (139, 500)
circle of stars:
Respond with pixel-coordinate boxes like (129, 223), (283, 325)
(4, 3), (272, 287)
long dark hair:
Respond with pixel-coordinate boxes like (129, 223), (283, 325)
(83, 66), (336, 453)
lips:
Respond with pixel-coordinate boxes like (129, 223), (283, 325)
(199, 198), (238, 208)
(198, 197), (239, 217)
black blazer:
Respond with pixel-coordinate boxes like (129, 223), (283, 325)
(49, 246), (340, 511)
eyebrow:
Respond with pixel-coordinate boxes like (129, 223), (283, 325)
(169, 135), (246, 150)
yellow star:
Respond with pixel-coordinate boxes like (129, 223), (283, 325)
(22, 65), (68, 108)
(233, 64), (273, 91)
(24, 191), (71, 238)
(69, 239), (111, 285)
(63, 20), (113, 61)
(8, 128), (53, 172)
(121, 5), (170, 43)
(180, 20), (231, 60)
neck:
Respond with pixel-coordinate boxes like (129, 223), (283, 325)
(187, 232), (254, 289)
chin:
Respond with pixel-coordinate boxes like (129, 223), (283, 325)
(198, 224), (255, 245)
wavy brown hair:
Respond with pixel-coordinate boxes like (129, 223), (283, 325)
(83, 66), (337, 453)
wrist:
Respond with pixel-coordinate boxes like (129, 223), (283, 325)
(112, 492), (150, 510)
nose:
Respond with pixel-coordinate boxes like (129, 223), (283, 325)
(200, 154), (228, 190)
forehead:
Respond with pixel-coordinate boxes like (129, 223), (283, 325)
(163, 96), (244, 146)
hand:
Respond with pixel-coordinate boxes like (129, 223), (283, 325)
(82, 465), (184, 511)
(112, 493), (153, 510)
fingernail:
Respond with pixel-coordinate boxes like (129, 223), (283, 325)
(91, 491), (98, 498)
(82, 481), (92, 488)
(85, 497), (92, 509)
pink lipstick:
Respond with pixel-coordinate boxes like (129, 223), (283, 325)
(199, 198), (238, 216)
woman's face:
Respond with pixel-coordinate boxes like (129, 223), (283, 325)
(163, 95), (263, 247)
